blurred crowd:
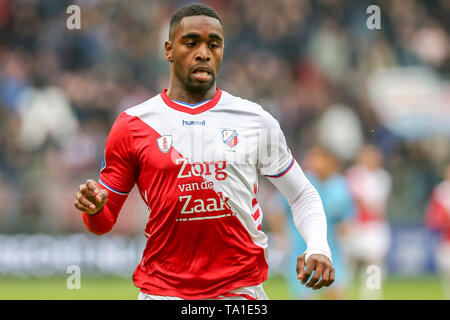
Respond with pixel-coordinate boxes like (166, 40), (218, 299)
(0, 0), (449, 244)
(0, 0), (449, 299)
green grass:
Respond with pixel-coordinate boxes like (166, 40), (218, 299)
(0, 276), (139, 300)
(0, 275), (445, 300)
(363, 275), (445, 300)
(269, 274), (446, 300)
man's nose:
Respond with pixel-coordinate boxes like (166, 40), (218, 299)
(195, 43), (210, 61)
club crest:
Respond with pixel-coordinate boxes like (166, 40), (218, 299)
(157, 135), (173, 153)
(222, 130), (238, 148)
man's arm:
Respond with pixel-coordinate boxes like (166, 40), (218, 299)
(257, 110), (334, 290)
(74, 179), (129, 235)
(267, 160), (335, 290)
(74, 113), (137, 235)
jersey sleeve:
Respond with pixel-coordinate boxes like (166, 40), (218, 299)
(82, 112), (138, 235)
(82, 182), (129, 235)
(425, 190), (448, 231)
(99, 112), (138, 194)
(267, 160), (332, 262)
(257, 111), (294, 177)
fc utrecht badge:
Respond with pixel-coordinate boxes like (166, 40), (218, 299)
(157, 135), (173, 153)
(222, 130), (238, 148)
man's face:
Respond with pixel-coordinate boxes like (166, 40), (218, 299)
(165, 15), (224, 93)
(304, 147), (336, 177)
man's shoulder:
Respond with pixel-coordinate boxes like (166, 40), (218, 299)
(219, 90), (279, 124)
(122, 93), (163, 117)
(220, 90), (264, 111)
(106, 94), (163, 136)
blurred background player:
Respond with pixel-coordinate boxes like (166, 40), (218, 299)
(345, 144), (392, 300)
(425, 163), (450, 299)
(265, 145), (355, 299)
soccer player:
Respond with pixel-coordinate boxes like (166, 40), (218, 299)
(345, 144), (392, 299)
(425, 163), (450, 299)
(73, 3), (334, 300)
(266, 146), (354, 300)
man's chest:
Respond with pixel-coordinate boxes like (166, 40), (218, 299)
(134, 125), (262, 170)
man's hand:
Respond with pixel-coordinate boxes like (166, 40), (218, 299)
(297, 252), (335, 290)
(74, 179), (108, 215)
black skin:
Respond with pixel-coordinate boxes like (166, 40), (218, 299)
(165, 15), (224, 104)
(74, 14), (335, 291)
(74, 179), (107, 215)
(297, 252), (335, 290)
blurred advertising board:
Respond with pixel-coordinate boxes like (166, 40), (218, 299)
(367, 67), (450, 140)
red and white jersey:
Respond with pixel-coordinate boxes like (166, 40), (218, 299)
(425, 181), (450, 242)
(346, 165), (391, 224)
(82, 88), (294, 299)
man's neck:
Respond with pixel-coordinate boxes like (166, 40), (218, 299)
(166, 81), (216, 105)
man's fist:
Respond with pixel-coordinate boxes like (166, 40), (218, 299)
(297, 252), (335, 290)
(74, 179), (108, 215)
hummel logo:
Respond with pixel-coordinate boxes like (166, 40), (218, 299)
(182, 120), (206, 126)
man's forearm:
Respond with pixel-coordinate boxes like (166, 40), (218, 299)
(267, 161), (332, 262)
(289, 184), (331, 262)
(82, 183), (127, 235)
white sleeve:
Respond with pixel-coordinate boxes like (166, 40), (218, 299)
(257, 110), (294, 177)
(267, 160), (332, 263)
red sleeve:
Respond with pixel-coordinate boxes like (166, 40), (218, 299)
(82, 183), (128, 235)
(425, 191), (447, 231)
(82, 113), (138, 235)
(99, 112), (138, 193)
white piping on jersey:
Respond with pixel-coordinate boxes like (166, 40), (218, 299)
(98, 178), (129, 195)
(265, 157), (294, 178)
(176, 213), (236, 222)
(172, 98), (212, 109)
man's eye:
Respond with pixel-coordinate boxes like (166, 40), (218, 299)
(186, 42), (196, 47)
(209, 43), (219, 48)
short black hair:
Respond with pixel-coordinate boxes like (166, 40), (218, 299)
(169, 3), (223, 40)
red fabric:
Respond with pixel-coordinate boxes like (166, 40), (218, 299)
(354, 197), (383, 224)
(425, 190), (450, 242)
(81, 112), (268, 299)
(81, 183), (127, 235)
(220, 292), (257, 300)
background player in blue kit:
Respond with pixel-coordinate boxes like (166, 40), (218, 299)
(267, 146), (355, 299)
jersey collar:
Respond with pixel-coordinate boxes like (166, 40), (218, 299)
(160, 87), (222, 115)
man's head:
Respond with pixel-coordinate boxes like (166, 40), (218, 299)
(165, 3), (224, 95)
(304, 145), (340, 180)
(356, 144), (383, 170)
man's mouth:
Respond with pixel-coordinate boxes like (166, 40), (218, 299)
(192, 67), (212, 81)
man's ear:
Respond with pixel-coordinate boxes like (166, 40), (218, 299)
(165, 40), (173, 63)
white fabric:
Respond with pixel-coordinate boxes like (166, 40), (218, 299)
(349, 221), (390, 262)
(267, 161), (332, 262)
(436, 241), (450, 273)
(124, 89), (295, 256)
(346, 165), (391, 218)
(305, 249), (333, 265)
(137, 284), (268, 300)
